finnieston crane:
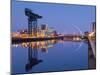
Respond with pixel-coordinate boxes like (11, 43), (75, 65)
(25, 8), (42, 37)
(25, 8), (43, 71)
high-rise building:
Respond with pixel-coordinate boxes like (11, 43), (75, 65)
(41, 24), (47, 30)
(92, 22), (96, 32)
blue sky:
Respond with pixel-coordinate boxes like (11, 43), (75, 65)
(12, 1), (96, 34)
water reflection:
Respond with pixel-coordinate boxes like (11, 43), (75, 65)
(13, 40), (60, 71)
(25, 43), (42, 71)
(12, 38), (96, 74)
(13, 40), (59, 53)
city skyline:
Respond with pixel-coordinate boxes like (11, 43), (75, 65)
(11, 1), (96, 74)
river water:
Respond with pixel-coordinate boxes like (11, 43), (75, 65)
(12, 40), (88, 74)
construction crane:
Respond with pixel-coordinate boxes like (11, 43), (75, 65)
(25, 8), (43, 71)
(25, 8), (42, 37)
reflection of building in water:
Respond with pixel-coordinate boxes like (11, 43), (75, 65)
(12, 40), (58, 71)
(25, 42), (43, 71)
(12, 40), (58, 53)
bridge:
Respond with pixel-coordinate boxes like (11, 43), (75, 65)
(84, 31), (96, 69)
(88, 32), (96, 58)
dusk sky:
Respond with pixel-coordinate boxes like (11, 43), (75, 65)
(12, 1), (96, 34)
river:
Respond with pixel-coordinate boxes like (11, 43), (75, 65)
(12, 40), (88, 74)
